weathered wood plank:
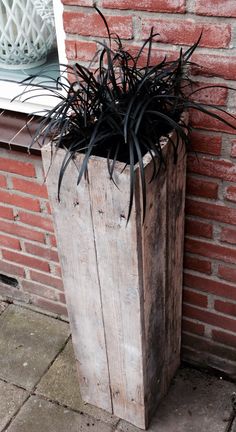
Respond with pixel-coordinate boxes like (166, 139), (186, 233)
(42, 147), (112, 412)
(140, 154), (168, 421)
(164, 139), (186, 387)
(88, 158), (146, 428)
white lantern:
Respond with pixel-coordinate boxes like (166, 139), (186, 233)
(0, 0), (55, 69)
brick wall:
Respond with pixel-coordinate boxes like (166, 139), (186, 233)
(0, 147), (67, 317)
(1, 0), (236, 377)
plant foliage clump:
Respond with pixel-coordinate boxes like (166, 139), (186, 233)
(21, 8), (236, 220)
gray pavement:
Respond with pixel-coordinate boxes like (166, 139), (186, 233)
(0, 305), (70, 390)
(0, 301), (235, 432)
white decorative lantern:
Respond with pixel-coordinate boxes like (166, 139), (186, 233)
(0, 0), (55, 69)
(34, 0), (55, 26)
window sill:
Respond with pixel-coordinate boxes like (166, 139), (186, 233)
(0, 0), (66, 116)
(0, 110), (43, 154)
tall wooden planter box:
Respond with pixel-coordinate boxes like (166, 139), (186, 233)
(42, 128), (187, 429)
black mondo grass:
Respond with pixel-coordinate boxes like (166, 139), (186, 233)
(18, 8), (236, 222)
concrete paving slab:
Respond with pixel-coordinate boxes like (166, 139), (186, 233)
(0, 305), (70, 390)
(36, 339), (118, 426)
(232, 418), (236, 432)
(6, 396), (114, 432)
(116, 367), (236, 432)
(0, 379), (28, 431)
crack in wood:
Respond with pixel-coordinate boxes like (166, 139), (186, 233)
(88, 178), (114, 415)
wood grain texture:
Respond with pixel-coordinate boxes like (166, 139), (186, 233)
(42, 149), (112, 412)
(41, 120), (187, 429)
(88, 158), (146, 427)
(164, 139), (187, 388)
(140, 153), (168, 421)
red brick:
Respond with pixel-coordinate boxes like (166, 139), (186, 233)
(183, 304), (236, 333)
(0, 174), (6, 188)
(184, 272), (236, 301)
(186, 199), (236, 226)
(188, 156), (236, 182)
(24, 242), (59, 262)
(0, 259), (25, 277)
(0, 190), (40, 212)
(225, 186), (236, 203)
(221, 228), (236, 246)
(182, 333), (236, 364)
(184, 255), (212, 275)
(191, 107), (236, 133)
(182, 318), (205, 336)
(59, 292), (66, 304)
(0, 205), (14, 220)
(185, 218), (213, 239)
(22, 280), (59, 301)
(185, 237), (236, 266)
(212, 329), (236, 349)
(186, 176), (218, 199)
(196, 0), (236, 17)
(54, 265), (62, 277)
(33, 297), (68, 317)
(218, 265), (236, 284)
(46, 202), (51, 215)
(214, 300), (236, 317)
(19, 212), (54, 232)
(65, 40), (97, 62)
(49, 235), (57, 248)
(125, 45), (177, 68)
(183, 288), (208, 307)
(192, 53), (236, 81)
(102, 0), (186, 13)
(2, 250), (50, 272)
(63, 11), (133, 39)
(30, 270), (63, 290)
(189, 132), (222, 156)
(231, 141), (236, 158)
(188, 82), (228, 106)
(12, 178), (48, 199)
(0, 234), (21, 250)
(62, 0), (93, 4)
(142, 19), (231, 49)
(0, 158), (35, 177)
(0, 220), (45, 243)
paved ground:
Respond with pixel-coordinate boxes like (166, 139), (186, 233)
(0, 301), (235, 432)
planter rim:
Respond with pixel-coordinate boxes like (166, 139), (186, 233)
(41, 111), (189, 173)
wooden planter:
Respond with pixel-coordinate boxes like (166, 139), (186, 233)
(42, 128), (187, 429)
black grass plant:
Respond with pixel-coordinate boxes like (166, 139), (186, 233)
(19, 7), (236, 221)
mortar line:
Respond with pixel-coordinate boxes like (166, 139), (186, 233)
(8, 300), (69, 323)
(0, 377), (26, 392)
(1, 391), (31, 432)
(0, 331), (119, 430)
(224, 412), (235, 432)
(30, 392), (119, 429)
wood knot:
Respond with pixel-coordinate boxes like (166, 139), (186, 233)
(113, 390), (120, 398)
